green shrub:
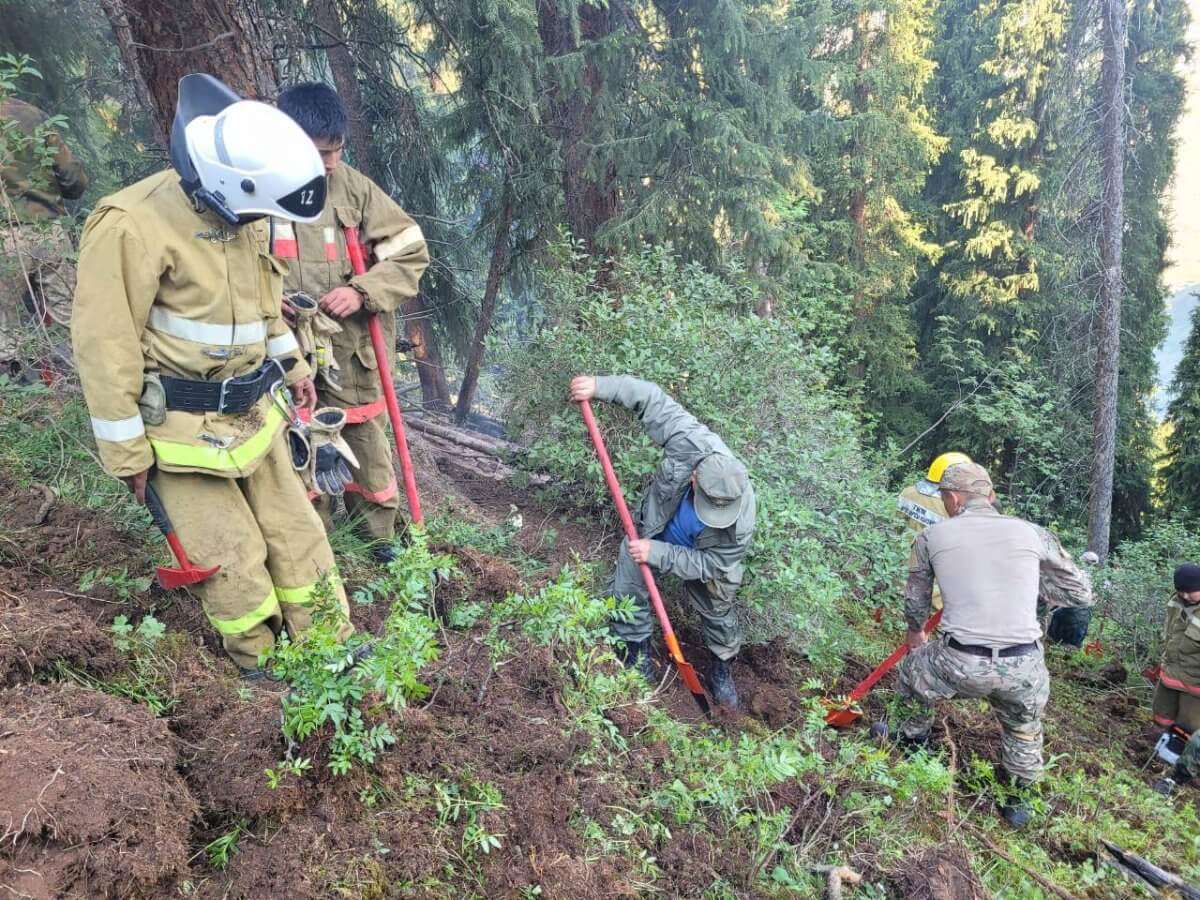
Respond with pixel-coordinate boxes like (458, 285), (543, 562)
(501, 245), (908, 664)
(1092, 518), (1200, 668)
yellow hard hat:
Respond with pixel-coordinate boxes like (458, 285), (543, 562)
(926, 452), (972, 485)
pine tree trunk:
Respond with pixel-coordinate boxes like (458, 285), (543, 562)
(1087, 0), (1127, 562)
(537, 0), (621, 257)
(402, 295), (452, 409)
(99, 0), (278, 138)
(311, 0), (378, 180)
(454, 189), (514, 424)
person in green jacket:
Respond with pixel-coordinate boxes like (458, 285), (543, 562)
(570, 374), (755, 709)
(1153, 564), (1200, 796)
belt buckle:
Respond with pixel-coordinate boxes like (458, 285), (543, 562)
(216, 373), (239, 414)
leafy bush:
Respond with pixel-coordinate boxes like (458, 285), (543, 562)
(502, 245), (909, 664)
(1092, 518), (1200, 668)
(267, 534), (449, 776)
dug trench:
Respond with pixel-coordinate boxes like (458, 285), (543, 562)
(0, 471), (1166, 897)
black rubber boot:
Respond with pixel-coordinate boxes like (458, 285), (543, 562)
(620, 639), (657, 683)
(707, 653), (739, 709)
(371, 542), (397, 564)
(1000, 779), (1036, 828)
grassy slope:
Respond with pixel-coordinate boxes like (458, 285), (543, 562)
(2, 383), (1199, 898)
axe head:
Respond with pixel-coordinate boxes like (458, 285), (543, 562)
(157, 562), (220, 590)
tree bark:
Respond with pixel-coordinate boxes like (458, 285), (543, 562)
(310, 0), (379, 180)
(536, 0), (621, 257)
(1087, 0), (1127, 562)
(402, 294), (452, 408)
(99, 0), (278, 138)
(454, 188), (514, 424)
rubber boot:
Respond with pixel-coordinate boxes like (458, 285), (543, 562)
(620, 639), (657, 683)
(1154, 765), (1192, 797)
(707, 652), (739, 709)
(371, 542), (397, 564)
(1000, 779), (1035, 828)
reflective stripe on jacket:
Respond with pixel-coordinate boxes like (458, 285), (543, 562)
(72, 169), (310, 479)
(271, 162), (429, 409)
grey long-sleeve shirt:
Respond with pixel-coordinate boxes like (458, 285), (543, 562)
(904, 502), (1093, 647)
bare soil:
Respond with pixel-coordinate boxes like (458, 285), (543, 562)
(0, 682), (197, 899)
(0, 472), (1167, 899)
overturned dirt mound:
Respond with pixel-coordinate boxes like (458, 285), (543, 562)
(169, 654), (303, 820)
(0, 592), (121, 686)
(898, 844), (990, 900)
(0, 475), (149, 593)
(0, 683), (198, 899)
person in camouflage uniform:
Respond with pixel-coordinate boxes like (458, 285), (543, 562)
(569, 374), (755, 710)
(896, 461), (1093, 827)
(0, 96), (87, 374)
(274, 83), (429, 562)
(1152, 564), (1200, 796)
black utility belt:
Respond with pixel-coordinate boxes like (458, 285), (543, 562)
(946, 636), (1039, 658)
(161, 359), (293, 414)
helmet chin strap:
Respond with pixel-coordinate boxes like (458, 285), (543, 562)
(186, 182), (241, 226)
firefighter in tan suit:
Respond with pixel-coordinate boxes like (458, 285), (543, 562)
(71, 75), (354, 677)
(274, 83), (429, 562)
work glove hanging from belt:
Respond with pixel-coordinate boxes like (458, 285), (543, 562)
(286, 407), (359, 495)
(310, 407), (359, 495)
(286, 290), (342, 390)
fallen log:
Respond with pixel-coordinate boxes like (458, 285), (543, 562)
(407, 415), (517, 457)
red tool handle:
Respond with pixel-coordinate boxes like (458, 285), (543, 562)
(344, 227), (423, 526)
(579, 399), (709, 709)
(145, 482), (193, 568)
(846, 609), (943, 702)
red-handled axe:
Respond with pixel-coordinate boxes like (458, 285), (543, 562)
(144, 483), (219, 589)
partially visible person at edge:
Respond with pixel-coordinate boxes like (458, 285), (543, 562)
(274, 82), (429, 563)
(0, 96), (88, 381)
(70, 74), (354, 681)
(895, 461), (1094, 828)
(1151, 563), (1200, 797)
(896, 451), (971, 615)
(569, 375), (755, 710)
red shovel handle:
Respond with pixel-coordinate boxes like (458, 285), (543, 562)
(579, 400), (709, 707)
(344, 227), (423, 526)
(846, 609), (943, 702)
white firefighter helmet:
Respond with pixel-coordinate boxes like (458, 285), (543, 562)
(169, 74), (325, 225)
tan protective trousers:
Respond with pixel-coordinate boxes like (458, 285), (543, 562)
(314, 412), (400, 541)
(153, 431), (353, 669)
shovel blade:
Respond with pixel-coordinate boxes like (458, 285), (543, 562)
(824, 708), (861, 728)
(157, 563), (219, 590)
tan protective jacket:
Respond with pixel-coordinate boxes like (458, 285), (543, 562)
(1162, 597), (1200, 695)
(72, 170), (309, 479)
(271, 162), (428, 415)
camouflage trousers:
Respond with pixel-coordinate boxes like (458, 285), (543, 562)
(608, 537), (741, 660)
(897, 638), (1051, 784)
(0, 222), (74, 362)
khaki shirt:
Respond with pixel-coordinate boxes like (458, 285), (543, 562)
(904, 502), (1093, 646)
(72, 170), (309, 479)
(272, 162), (428, 408)
(1162, 597), (1200, 692)
(0, 97), (88, 220)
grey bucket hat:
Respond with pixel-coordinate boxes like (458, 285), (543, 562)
(694, 454), (749, 529)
